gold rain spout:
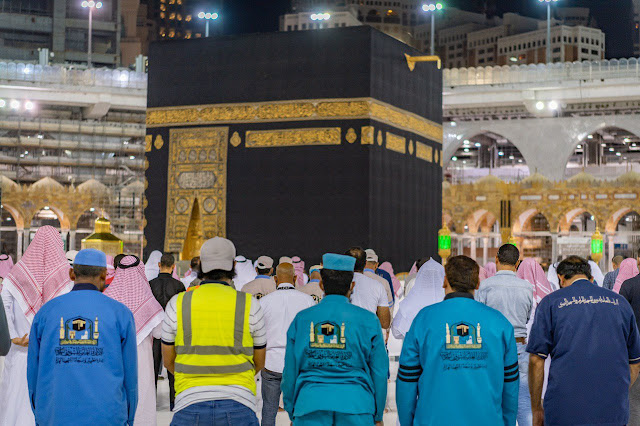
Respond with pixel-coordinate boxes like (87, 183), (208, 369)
(404, 54), (441, 71)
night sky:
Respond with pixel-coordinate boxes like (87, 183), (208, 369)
(220, 0), (634, 59)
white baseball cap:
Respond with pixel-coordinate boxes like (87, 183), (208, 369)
(200, 237), (236, 273)
(256, 256), (274, 269)
(365, 249), (378, 263)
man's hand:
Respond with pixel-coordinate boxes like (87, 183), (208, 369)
(533, 407), (544, 426)
(11, 334), (28, 347)
(375, 422), (384, 426)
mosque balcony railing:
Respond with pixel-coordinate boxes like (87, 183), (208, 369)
(0, 155), (145, 169)
(0, 136), (145, 154)
(0, 62), (147, 91)
(444, 58), (640, 87)
(0, 117), (145, 138)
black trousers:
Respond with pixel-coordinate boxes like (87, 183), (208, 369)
(153, 338), (175, 409)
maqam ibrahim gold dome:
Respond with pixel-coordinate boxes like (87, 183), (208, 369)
(81, 217), (123, 257)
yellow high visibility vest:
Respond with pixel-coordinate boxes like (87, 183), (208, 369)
(174, 283), (256, 395)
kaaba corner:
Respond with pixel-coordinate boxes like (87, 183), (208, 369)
(144, 25), (443, 267)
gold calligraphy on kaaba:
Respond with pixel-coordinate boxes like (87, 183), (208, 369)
(416, 141), (433, 162)
(147, 98), (442, 144)
(386, 132), (406, 154)
(164, 127), (228, 255)
(361, 126), (374, 145)
(245, 128), (341, 148)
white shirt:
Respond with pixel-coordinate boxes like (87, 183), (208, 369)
(350, 272), (389, 314)
(260, 283), (315, 373)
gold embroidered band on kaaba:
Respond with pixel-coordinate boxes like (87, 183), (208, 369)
(147, 98), (442, 144)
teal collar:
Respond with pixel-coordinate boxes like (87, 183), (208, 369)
(321, 294), (349, 303)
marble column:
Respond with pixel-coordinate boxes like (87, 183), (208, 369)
(16, 229), (23, 260)
(607, 233), (615, 273)
(551, 232), (558, 265)
(22, 229), (30, 257)
(482, 236), (489, 266)
(470, 235), (477, 261)
(69, 230), (76, 252)
(61, 230), (69, 252)
(457, 236), (464, 257)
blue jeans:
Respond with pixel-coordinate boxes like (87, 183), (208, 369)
(517, 342), (532, 426)
(170, 400), (258, 426)
(261, 369), (283, 426)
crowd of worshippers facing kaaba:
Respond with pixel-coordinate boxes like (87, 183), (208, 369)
(2, 226), (640, 426)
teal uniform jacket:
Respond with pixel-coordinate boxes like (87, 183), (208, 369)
(397, 292), (519, 426)
(282, 294), (389, 422)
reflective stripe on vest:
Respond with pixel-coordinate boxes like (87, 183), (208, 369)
(175, 290), (253, 356)
(173, 285), (256, 395)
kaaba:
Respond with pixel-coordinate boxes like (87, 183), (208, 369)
(144, 26), (442, 268)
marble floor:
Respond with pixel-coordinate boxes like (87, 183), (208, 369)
(155, 360), (401, 425)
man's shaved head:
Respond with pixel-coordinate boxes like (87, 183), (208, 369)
(276, 262), (295, 283)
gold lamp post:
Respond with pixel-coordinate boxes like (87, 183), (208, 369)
(591, 227), (604, 264)
(438, 223), (452, 265)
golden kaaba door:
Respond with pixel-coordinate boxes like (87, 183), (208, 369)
(164, 127), (228, 257)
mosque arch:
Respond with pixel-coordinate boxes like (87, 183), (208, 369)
(518, 211), (552, 267)
(444, 131), (528, 183)
(28, 207), (63, 247)
(0, 203), (23, 230)
(565, 126), (640, 179)
(476, 210), (498, 233)
(615, 211), (640, 232)
(0, 208), (18, 259)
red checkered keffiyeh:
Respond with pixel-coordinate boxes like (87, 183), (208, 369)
(104, 255), (163, 345)
(2, 225), (72, 321)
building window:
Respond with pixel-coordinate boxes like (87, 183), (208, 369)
(302, 23), (307, 29)
(487, 47), (493, 52)
(553, 47), (561, 53)
(581, 48), (589, 54)
(591, 49), (598, 55)
(287, 25), (292, 31)
(479, 49), (485, 54)
(487, 56), (494, 62)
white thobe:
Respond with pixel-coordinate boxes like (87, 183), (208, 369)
(0, 288), (35, 426)
(134, 324), (162, 426)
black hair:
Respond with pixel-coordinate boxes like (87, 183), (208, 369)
(114, 254), (126, 269)
(416, 257), (430, 270)
(73, 265), (106, 278)
(320, 269), (354, 296)
(445, 255), (479, 293)
(344, 246), (366, 272)
(256, 267), (271, 276)
(190, 256), (200, 268)
(160, 253), (175, 268)
(497, 244), (520, 266)
(556, 256), (592, 281)
(199, 268), (236, 282)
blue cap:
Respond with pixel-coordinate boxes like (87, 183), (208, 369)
(74, 249), (107, 268)
(322, 253), (356, 272)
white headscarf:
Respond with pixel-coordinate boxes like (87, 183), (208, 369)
(546, 263), (560, 291)
(391, 258), (445, 340)
(589, 260), (605, 287)
(145, 250), (162, 281)
(233, 255), (256, 291)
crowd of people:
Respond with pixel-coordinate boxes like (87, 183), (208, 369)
(2, 225), (640, 425)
